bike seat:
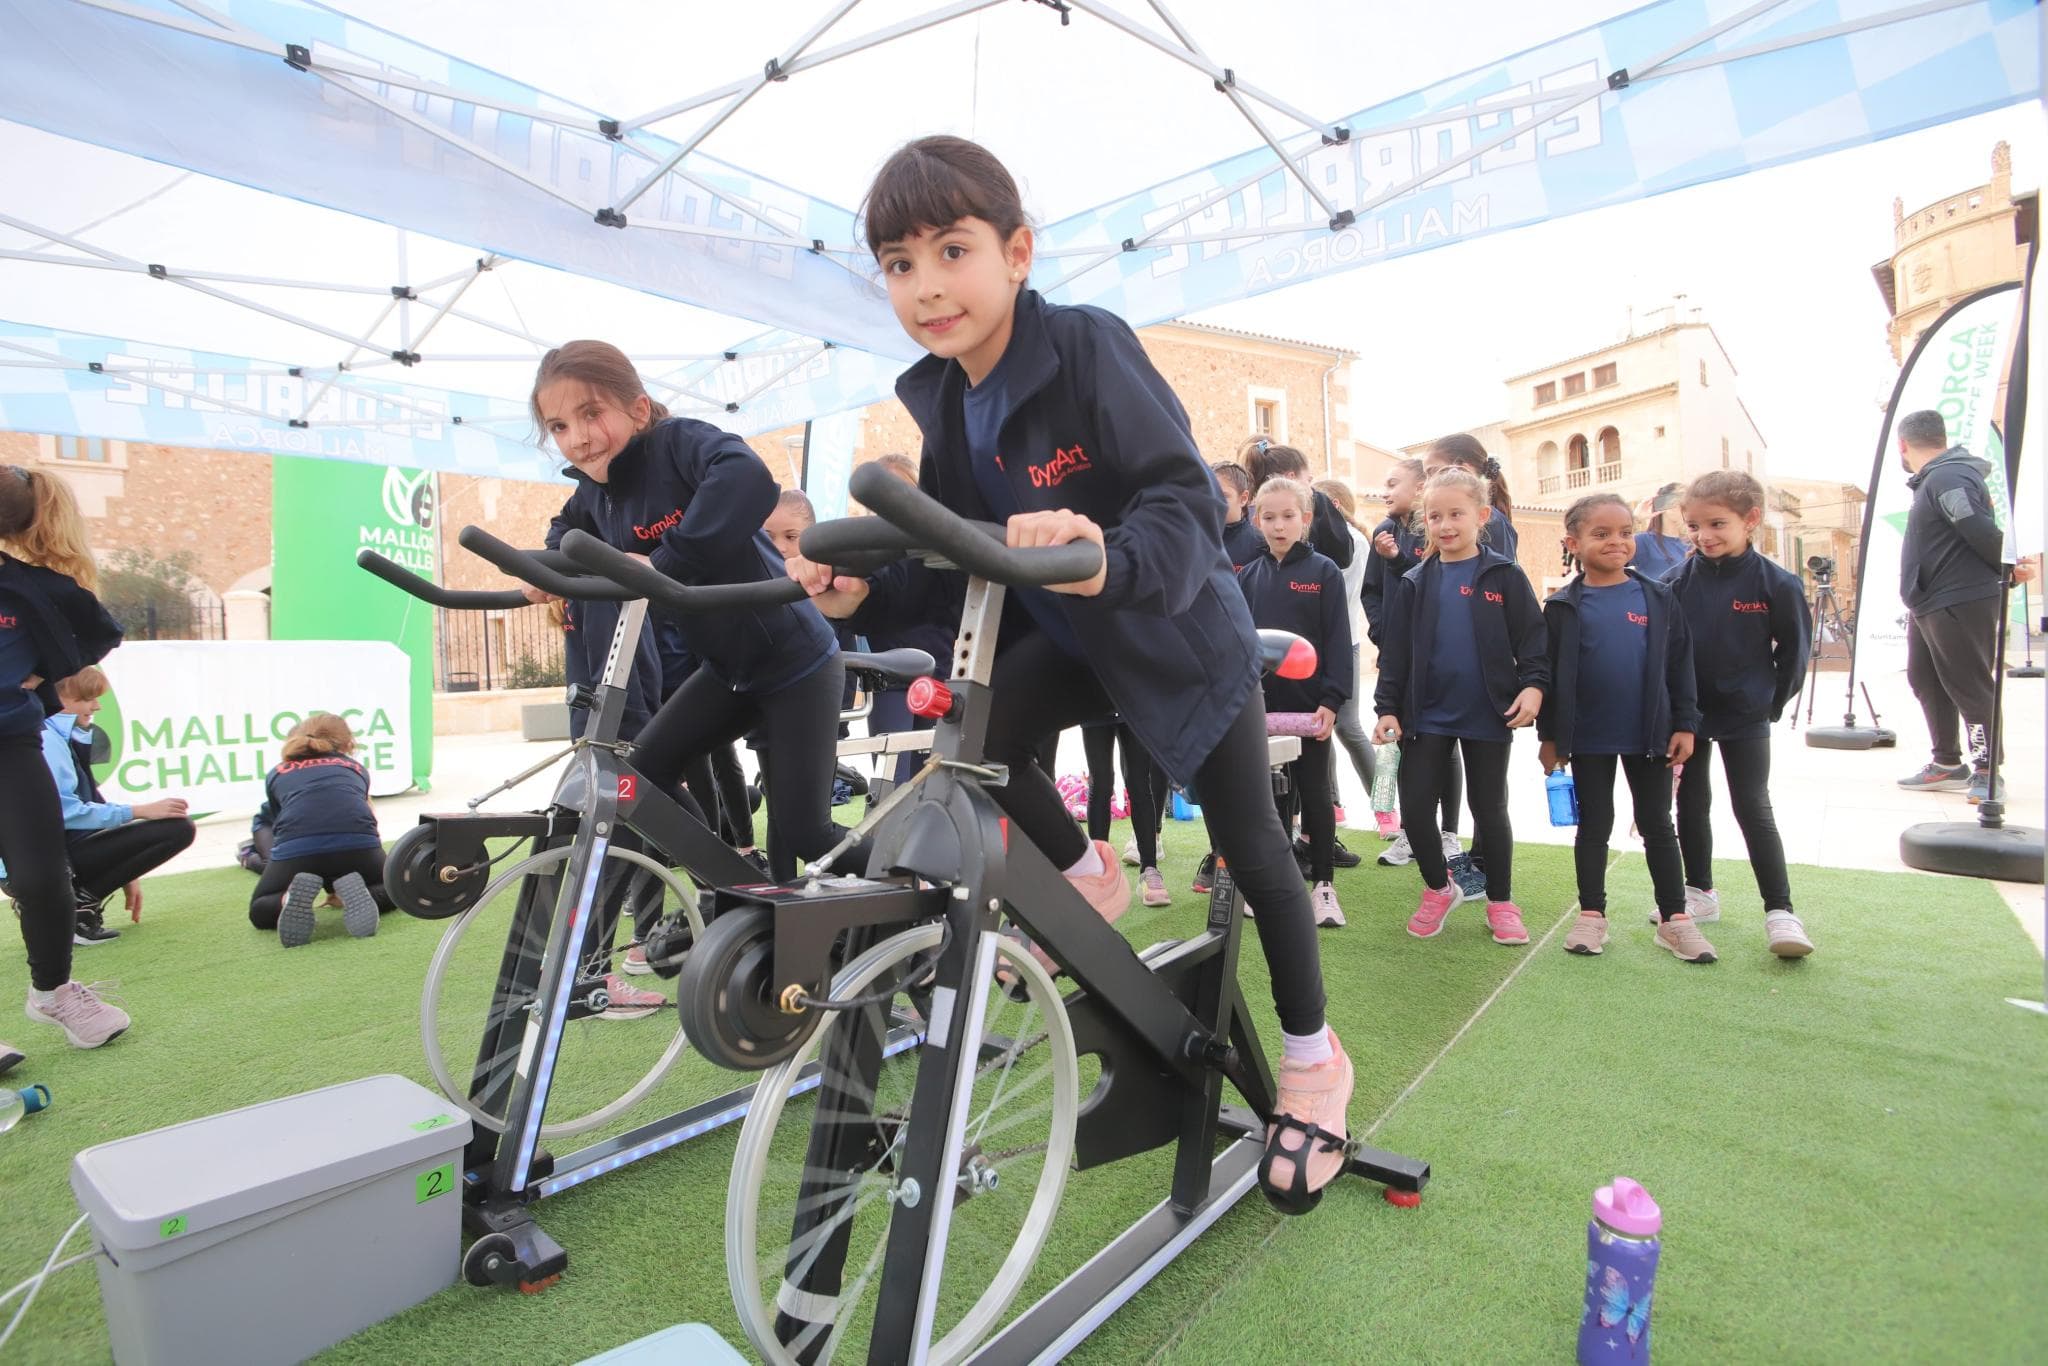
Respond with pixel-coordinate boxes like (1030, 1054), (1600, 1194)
(1256, 630), (1316, 680)
(842, 648), (936, 687)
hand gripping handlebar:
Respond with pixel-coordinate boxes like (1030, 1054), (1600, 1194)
(798, 463), (1104, 589)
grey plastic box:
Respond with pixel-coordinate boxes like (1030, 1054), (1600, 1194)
(578, 1323), (751, 1364)
(70, 1074), (472, 1366)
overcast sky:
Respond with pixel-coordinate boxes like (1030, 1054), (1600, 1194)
(1193, 106), (2046, 482)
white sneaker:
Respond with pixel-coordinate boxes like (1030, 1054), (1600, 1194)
(1652, 885), (1720, 927)
(1377, 832), (1413, 866)
(1122, 835), (1141, 867)
(1765, 909), (1813, 958)
(25, 980), (130, 1048)
(1310, 882), (1345, 928)
(1439, 830), (1462, 863)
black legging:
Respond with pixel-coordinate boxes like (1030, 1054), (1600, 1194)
(633, 658), (848, 882)
(981, 629), (1326, 1037)
(1677, 736), (1793, 910)
(1082, 724), (1165, 869)
(249, 846), (391, 929)
(679, 742), (755, 850)
(1398, 734), (1512, 900)
(1, 734), (74, 992)
(68, 818), (197, 902)
(1281, 736), (1335, 882)
(1571, 753), (1684, 918)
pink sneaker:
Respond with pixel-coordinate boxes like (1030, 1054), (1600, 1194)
(1019, 841), (1131, 977)
(24, 981), (130, 1049)
(621, 944), (653, 976)
(1332, 805), (1347, 824)
(599, 974), (667, 1020)
(1406, 884), (1457, 939)
(1262, 1028), (1354, 1212)
(1484, 901), (1528, 945)
(1374, 811), (1401, 839)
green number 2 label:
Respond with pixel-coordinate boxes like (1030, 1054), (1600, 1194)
(159, 1215), (187, 1239)
(410, 1113), (454, 1133)
(415, 1162), (455, 1204)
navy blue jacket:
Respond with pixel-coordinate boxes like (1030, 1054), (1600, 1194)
(1372, 548), (1548, 729)
(1665, 549), (1809, 741)
(0, 555), (122, 739)
(1237, 542), (1351, 713)
(862, 289), (1260, 785)
(1539, 570), (1700, 759)
(1221, 515), (1264, 572)
(254, 753), (383, 861)
(549, 417), (835, 693)
(1360, 514), (1427, 645)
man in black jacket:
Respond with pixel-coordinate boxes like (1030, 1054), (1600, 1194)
(1894, 409), (2011, 803)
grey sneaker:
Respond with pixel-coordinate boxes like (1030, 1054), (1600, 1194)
(1439, 830), (1463, 863)
(1310, 882), (1345, 928)
(1966, 768), (2005, 804)
(1898, 762), (1971, 791)
(1377, 832), (1414, 866)
(1122, 835), (1142, 867)
(1651, 885), (1720, 927)
(335, 873), (381, 939)
(1140, 866), (1171, 907)
(278, 872), (322, 948)
(25, 980), (130, 1048)
(1765, 909), (1814, 958)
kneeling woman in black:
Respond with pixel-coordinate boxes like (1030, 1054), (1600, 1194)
(530, 342), (844, 882)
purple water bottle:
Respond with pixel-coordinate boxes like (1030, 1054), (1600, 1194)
(1578, 1176), (1660, 1364)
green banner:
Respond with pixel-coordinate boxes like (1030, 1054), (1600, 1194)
(270, 457), (437, 790)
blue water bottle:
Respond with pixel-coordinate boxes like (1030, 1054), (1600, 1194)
(0, 1083), (51, 1134)
(1546, 766), (1579, 827)
(1578, 1176), (1661, 1364)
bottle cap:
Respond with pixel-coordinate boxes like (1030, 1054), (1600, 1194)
(1593, 1176), (1661, 1236)
(15, 1084), (50, 1115)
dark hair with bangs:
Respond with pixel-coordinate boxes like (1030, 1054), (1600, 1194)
(862, 136), (1031, 258)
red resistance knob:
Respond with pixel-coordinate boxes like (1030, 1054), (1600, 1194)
(906, 676), (957, 720)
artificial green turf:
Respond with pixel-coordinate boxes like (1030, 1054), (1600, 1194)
(1, 826), (2040, 1364)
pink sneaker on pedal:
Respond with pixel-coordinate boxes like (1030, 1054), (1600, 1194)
(1406, 884), (1457, 939)
(1262, 1028), (1354, 1212)
(1020, 841), (1131, 977)
(1484, 901), (1528, 945)
(600, 974), (667, 1020)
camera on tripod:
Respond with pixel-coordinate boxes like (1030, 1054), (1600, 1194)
(1807, 554), (1836, 582)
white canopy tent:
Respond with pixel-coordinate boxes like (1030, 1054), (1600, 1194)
(0, 0), (2037, 482)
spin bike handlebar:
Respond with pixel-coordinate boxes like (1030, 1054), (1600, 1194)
(559, 530), (814, 614)
(802, 463), (1104, 588)
(354, 549), (531, 611)
(456, 526), (640, 602)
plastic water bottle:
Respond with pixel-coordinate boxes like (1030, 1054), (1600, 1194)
(0, 1083), (51, 1134)
(1371, 741), (1401, 813)
(1578, 1176), (1660, 1364)
(1547, 767), (1579, 827)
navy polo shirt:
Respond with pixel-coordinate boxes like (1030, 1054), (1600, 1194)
(1416, 557), (1506, 740)
(1573, 579), (1651, 754)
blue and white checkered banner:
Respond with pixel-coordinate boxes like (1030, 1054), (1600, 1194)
(1038, 0), (2042, 320)
(0, 321), (563, 479)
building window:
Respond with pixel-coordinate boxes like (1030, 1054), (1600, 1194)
(1699, 360), (1709, 387)
(1565, 434), (1592, 490)
(1653, 425), (1666, 438)
(54, 436), (107, 463)
(1762, 525), (1779, 557)
(1562, 372), (1586, 397)
(1536, 440), (1562, 494)
(1746, 449), (1754, 472)
(1721, 436), (1731, 469)
(1534, 381), (1557, 406)
(1592, 363), (1617, 388)
(1248, 386), (1287, 443)
(1596, 427), (1621, 483)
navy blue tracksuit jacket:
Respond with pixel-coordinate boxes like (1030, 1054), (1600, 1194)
(1236, 542), (1351, 715)
(1664, 549), (1809, 741)
(1538, 569), (1700, 759)
(1372, 547), (1548, 730)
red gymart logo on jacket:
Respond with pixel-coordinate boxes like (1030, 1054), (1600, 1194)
(0, 614), (16, 629)
(1289, 580), (1321, 594)
(635, 509), (683, 540)
(1732, 600), (1768, 613)
(1028, 445), (1091, 489)
(1458, 586), (1505, 603)
(1627, 612), (1649, 626)
(275, 755), (364, 775)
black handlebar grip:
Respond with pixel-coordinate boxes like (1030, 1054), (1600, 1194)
(456, 526), (638, 602)
(558, 530), (809, 614)
(355, 549), (531, 610)
(848, 464), (1104, 588)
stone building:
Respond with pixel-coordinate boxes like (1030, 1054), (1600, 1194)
(1872, 141), (2037, 365)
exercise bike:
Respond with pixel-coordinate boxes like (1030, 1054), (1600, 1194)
(559, 465), (1429, 1363)
(356, 530), (933, 1292)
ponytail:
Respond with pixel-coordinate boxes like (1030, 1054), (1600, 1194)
(0, 465), (99, 591)
(1428, 433), (1514, 522)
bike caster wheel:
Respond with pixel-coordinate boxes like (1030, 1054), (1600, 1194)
(1384, 1188), (1422, 1209)
(462, 1233), (518, 1287)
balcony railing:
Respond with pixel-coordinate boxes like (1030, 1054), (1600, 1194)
(1538, 461), (1624, 495)
(1596, 460), (1623, 483)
